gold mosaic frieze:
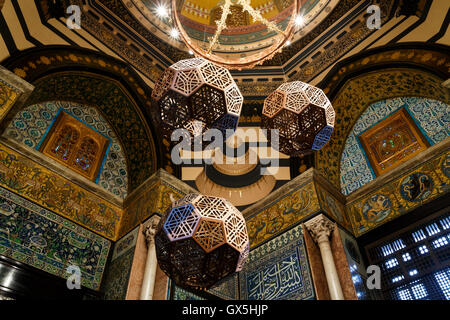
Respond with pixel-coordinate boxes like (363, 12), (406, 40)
(0, 142), (122, 240)
(119, 171), (196, 238)
(315, 183), (351, 232)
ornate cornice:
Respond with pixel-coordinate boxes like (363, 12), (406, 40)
(264, 0), (368, 66)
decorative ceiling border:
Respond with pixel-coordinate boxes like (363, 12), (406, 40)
(87, 0), (188, 65)
(89, 0), (369, 66)
(285, 0), (396, 81)
(320, 43), (450, 99)
(209, 0), (397, 97)
(260, 0), (393, 67)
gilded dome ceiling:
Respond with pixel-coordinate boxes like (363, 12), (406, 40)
(122, 0), (338, 66)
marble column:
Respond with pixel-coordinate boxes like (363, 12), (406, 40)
(140, 216), (160, 300)
(305, 214), (344, 300)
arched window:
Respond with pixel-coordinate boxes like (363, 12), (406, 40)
(41, 111), (109, 181)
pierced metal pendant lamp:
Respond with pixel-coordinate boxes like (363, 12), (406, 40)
(151, 58), (243, 144)
(155, 194), (249, 289)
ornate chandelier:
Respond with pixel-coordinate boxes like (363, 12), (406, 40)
(261, 81), (335, 156)
(155, 194), (250, 289)
(171, 0), (298, 69)
(151, 57), (243, 143)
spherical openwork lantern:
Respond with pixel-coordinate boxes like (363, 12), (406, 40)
(151, 58), (243, 143)
(261, 81), (335, 156)
(155, 194), (249, 289)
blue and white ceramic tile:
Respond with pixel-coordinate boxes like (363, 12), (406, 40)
(3, 101), (128, 198)
(340, 97), (450, 195)
(111, 226), (139, 261)
(173, 286), (205, 300)
(102, 246), (135, 299)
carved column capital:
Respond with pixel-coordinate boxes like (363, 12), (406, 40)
(143, 216), (160, 245)
(304, 214), (335, 244)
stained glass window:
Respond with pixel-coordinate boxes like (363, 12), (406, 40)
(41, 111), (110, 181)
